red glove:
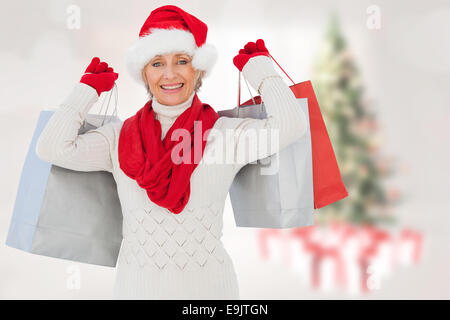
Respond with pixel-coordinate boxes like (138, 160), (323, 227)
(80, 57), (118, 96)
(233, 39), (270, 72)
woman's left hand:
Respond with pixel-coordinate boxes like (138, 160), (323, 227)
(233, 39), (270, 72)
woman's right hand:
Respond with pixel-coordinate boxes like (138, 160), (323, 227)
(80, 57), (118, 96)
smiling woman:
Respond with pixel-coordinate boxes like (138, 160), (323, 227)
(34, 4), (309, 300)
(141, 52), (205, 105)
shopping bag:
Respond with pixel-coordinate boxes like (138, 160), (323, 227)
(218, 98), (314, 228)
(5, 86), (123, 267)
(239, 54), (348, 209)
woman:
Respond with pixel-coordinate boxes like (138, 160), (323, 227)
(36, 5), (307, 299)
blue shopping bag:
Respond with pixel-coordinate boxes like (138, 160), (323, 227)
(5, 110), (123, 267)
(6, 111), (54, 251)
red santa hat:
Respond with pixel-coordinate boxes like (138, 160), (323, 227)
(126, 5), (218, 85)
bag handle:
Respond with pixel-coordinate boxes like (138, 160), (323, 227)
(238, 53), (296, 107)
(81, 83), (118, 129)
(99, 83), (118, 126)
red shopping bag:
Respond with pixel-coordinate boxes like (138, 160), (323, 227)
(239, 55), (348, 209)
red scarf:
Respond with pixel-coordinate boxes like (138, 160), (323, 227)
(118, 94), (219, 214)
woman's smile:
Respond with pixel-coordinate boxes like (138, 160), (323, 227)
(160, 83), (184, 93)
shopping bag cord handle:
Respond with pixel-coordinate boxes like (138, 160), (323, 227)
(268, 53), (296, 85)
(99, 83), (118, 126)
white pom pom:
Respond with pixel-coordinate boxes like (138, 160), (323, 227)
(192, 43), (218, 78)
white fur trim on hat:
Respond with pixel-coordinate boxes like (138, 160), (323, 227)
(126, 28), (217, 85)
(192, 43), (218, 78)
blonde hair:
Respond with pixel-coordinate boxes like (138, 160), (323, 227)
(141, 68), (205, 100)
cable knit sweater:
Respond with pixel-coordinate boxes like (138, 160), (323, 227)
(35, 56), (308, 300)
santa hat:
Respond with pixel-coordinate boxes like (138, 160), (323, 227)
(126, 5), (218, 85)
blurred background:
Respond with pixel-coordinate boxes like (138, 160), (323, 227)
(1, 0), (449, 299)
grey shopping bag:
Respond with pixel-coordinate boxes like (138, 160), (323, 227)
(6, 87), (123, 267)
(218, 97), (314, 229)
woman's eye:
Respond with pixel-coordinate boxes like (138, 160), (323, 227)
(152, 59), (188, 67)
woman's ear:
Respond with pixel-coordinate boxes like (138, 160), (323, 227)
(142, 68), (147, 83)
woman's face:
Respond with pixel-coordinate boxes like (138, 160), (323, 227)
(143, 52), (198, 106)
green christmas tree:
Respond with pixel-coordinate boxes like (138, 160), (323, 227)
(311, 14), (401, 225)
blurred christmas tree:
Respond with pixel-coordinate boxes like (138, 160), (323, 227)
(312, 14), (401, 225)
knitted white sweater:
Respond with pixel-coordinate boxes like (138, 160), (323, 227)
(35, 56), (307, 299)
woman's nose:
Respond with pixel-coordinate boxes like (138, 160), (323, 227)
(163, 64), (176, 79)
